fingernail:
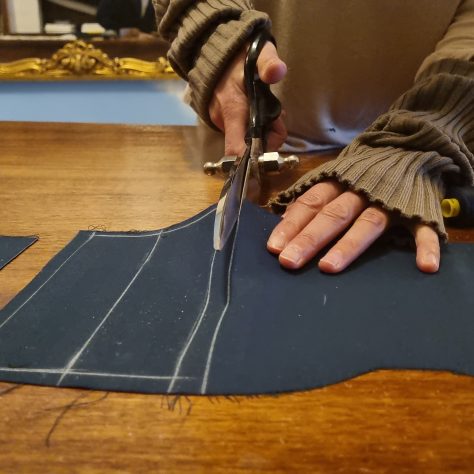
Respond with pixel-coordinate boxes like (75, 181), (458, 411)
(268, 232), (287, 251)
(280, 245), (303, 266)
(320, 250), (342, 270)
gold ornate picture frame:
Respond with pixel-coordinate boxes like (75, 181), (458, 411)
(0, 39), (177, 80)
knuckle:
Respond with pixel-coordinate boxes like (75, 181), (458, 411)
(320, 201), (351, 223)
(425, 232), (440, 247)
(226, 89), (245, 106)
(221, 99), (247, 121)
(280, 218), (301, 234)
(359, 208), (388, 230)
(214, 87), (248, 120)
(338, 236), (360, 254)
(296, 232), (320, 249)
(414, 225), (440, 247)
(422, 240), (440, 254)
(296, 191), (325, 212)
(220, 88), (245, 106)
(427, 246), (440, 256)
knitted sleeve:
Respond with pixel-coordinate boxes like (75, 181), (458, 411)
(152, 0), (270, 125)
(271, 0), (474, 240)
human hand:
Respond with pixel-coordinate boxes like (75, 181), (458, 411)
(209, 41), (288, 156)
(267, 180), (440, 273)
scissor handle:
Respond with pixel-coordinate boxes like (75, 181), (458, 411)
(244, 28), (282, 144)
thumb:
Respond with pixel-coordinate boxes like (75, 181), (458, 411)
(257, 42), (287, 84)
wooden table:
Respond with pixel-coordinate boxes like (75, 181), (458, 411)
(1, 122), (473, 473)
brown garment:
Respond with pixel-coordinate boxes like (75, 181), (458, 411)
(153, 0), (270, 123)
(152, 0), (474, 238)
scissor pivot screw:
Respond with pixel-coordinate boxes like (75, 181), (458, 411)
(258, 152), (299, 173)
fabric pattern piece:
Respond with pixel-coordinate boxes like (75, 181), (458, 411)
(0, 236), (37, 271)
(0, 206), (473, 395)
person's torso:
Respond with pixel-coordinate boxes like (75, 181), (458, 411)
(255, 0), (462, 151)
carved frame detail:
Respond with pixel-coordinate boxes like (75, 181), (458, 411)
(0, 40), (177, 80)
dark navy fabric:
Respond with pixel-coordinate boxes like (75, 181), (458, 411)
(0, 236), (37, 270)
(0, 205), (473, 394)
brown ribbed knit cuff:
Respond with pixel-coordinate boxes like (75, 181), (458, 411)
(270, 142), (452, 240)
(186, 10), (270, 127)
(166, 2), (261, 78)
(271, 57), (474, 241)
(152, 0), (270, 126)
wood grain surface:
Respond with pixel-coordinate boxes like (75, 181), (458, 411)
(1, 122), (473, 473)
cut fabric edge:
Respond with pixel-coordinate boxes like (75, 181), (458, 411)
(0, 365), (471, 396)
(0, 235), (38, 271)
(0, 205), (218, 314)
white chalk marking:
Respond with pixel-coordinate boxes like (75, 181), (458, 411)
(57, 232), (162, 386)
(167, 249), (218, 393)
(0, 233), (96, 331)
(0, 367), (192, 381)
(200, 220), (240, 394)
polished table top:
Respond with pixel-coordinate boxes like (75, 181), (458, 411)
(1, 122), (473, 473)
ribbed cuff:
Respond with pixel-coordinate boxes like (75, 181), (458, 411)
(270, 142), (454, 240)
(186, 10), (270, 127)
(271, 57), (474, 241)
(153, 0), (270, 127)
(169, 2), (258, 78)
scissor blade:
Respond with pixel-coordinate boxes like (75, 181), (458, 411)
(213, 151), (250, 250)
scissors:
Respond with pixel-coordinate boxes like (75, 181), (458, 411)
(213, 28), (282, 251)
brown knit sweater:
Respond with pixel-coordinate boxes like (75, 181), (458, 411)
(152, 0), (474, 238)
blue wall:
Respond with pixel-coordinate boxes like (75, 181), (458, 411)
(0, 79), (196, 125)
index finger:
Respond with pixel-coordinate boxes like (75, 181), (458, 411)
(267, 181), (345, 253)
(278, 191), (367, 269)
